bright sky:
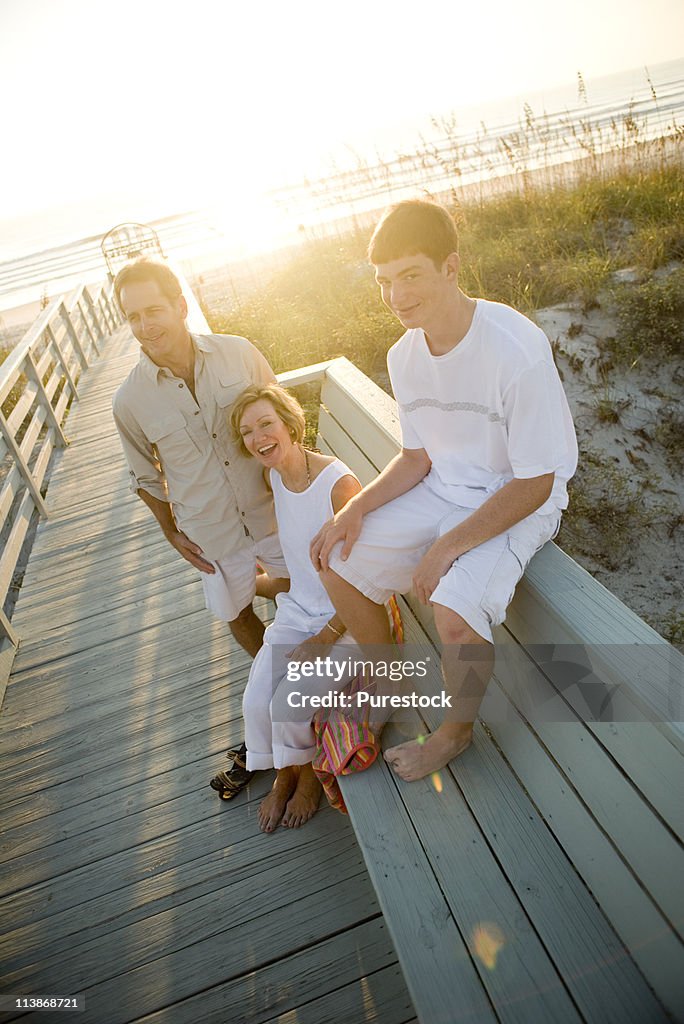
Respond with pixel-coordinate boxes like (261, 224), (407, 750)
(2, 0), (683, 255)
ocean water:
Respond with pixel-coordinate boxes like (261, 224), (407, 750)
(1, 58), (682, 323)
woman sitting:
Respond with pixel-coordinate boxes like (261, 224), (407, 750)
(228, 383), (360, 832)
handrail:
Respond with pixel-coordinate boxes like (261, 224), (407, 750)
(0, 278), (123, 646)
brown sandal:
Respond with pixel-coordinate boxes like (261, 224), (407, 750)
(209, 742), (254, 801)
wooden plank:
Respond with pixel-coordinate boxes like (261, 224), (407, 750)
(0, 619), (18, 659)
(0, 409), (48, 517)
(133, 919), (411, 1024)
(3, 847), (375, 1021)
(0, 464), (22, 533)
(490, 632), (684, 919)
(4, 379), (39, 436)
(0, 492), (38, 608)
(24, 350), (70, 446)
(352, 717), (582, 1024)
(0, 713), (258, 869)
(340, 759), (497, 1023)
(389, 600), (670, 1021)
(0, 296), (64, 406)
(507, 543), (684, 747)
(1, 809), (357, 971)
(317, 405), (378, 485)
(321, 371), (400, 472)
(484, 669), (684, 1020)
(276, 358), (334, 387)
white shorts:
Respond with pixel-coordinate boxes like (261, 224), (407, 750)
(328, 481), (561, 643)
(201, 532), (289, 623)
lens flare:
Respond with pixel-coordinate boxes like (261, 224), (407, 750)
(473, 922), (506, 970)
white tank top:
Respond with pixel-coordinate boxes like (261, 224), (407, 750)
(270, 458), (357, 632)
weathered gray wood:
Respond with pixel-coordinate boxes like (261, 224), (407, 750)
(508, 542), (684, 748)
(133, 919), (410, 1024)
(489, 634), (684, 930)
(340, 758), (497, 1024)
(0, 408), (49, 517)
(59, 299), (89, 369)
(485, 670), (684, 1019)
(3, 854), (376, 1023)
(67, 286), (99, 357)
(349, 717), (582, 1024)
(386, 619), (669, 1022)
(1, 809), (357, 972)
(0, 296), (64, 405)
(24, 350), (70, 446)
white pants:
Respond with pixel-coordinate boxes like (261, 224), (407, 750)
(243, 620), (356, 771)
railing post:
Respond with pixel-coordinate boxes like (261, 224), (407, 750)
(24, 352), (70, 447)
(59, 301), (89, 370)
(45, 324), (79, 398)
(83, 287), (106, 345)
(0, 612), (19, 647)
(0, 406), (49, 518)
(76, 295), (100, 356)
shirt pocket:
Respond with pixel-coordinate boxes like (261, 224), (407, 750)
(147, 411), (204, 458)
(214, 374), (250, 410)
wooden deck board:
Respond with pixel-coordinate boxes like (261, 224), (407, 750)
(0, 331), (414, 1024)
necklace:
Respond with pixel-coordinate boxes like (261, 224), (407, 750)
(303, 446), (311, 487)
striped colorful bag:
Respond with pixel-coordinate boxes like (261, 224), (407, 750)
(312, 595), (403, 814)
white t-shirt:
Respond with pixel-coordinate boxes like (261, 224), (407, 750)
(387, 299), (578, 515)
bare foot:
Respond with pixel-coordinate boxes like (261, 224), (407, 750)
(281, 763), (322, 828)
(384, 724), (473, 782)
(258, 767), (299, 832)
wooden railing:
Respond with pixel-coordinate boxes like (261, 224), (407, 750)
(0, 279), (122, 647)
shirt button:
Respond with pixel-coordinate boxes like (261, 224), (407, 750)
(225, 460), (230, 466)
(241, 511), (245, 516)
(178, 383), (183, 388)
(213, 433), (217, 438)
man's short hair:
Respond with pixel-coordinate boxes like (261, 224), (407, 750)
(368, 199), (459, 269)
(230, 383), (306, 455)
(114, 259), (183, 310)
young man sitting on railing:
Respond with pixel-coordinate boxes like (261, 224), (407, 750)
(311, 200), (578, 782)
(112, 260), (289, 796)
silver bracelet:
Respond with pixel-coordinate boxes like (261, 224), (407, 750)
(325, 621), (344, 639)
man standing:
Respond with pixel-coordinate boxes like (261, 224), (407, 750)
(113, 260), (289, 794)
(312, 200), (577, 782)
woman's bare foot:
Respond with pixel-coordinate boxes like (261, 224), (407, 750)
(384, 723), (473, 782)
(258, 766), (299, 832)
(281, 763), (322, 828)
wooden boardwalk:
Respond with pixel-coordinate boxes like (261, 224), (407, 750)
(0, 328), (416, 1024)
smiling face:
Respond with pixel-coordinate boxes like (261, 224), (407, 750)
(119, 278), (190, 367)
(238, 398), (295, 468)
(374, 251), (459, 331)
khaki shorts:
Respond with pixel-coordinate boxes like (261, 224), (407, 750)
(328, 481), (560, 643)
(201, 532), (289, 622)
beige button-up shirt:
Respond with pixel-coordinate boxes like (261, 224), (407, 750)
(112, 333), (277, 561)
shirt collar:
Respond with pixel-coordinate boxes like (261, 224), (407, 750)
(137, 333), (209, 381)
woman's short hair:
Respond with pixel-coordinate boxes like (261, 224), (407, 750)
(114, 259), (183, 309)
(230, 383), (306, 454)
(368, 199), (459, 269)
